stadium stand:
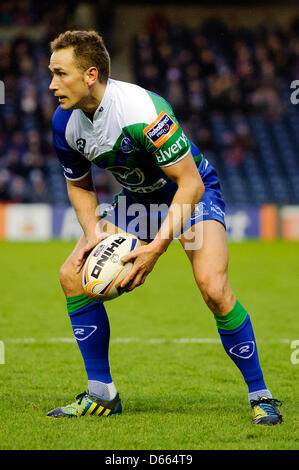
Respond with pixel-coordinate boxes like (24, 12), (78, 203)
(0, 0), (117, 206)
(133, 14), (299, 205)
(0, 3), (299, 206)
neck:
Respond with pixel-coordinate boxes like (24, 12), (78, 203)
(80, 81), (107, 114)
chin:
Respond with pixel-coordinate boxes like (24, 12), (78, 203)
(60, 102), (72, 110)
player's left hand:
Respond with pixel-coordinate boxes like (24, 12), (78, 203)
(120, 243), (163, 291)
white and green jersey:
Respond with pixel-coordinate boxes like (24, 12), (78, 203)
(52, 78), (203, 202)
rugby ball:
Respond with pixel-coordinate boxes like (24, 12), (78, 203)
(82, 233), (141, 301)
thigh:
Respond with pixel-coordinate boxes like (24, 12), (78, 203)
(180, 219), (229, 270)
(180, 220), (235, 314)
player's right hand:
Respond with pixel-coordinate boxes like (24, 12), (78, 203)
(75, 232), (109, 273)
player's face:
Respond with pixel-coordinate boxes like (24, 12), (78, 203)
(49, 48), (90, 110)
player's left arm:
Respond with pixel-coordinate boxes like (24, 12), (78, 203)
(121, 152), (205, 290)
(153, 151), (205, 249)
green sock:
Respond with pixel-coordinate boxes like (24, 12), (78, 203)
(66, 294), (97, 316)
(214, 300), (248, 331)
(214, 300), (269, 398)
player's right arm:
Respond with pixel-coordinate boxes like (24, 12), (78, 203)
(66, 172), (99, 235)
(52, 106), (107, 272)
(66, 174), (108, 273)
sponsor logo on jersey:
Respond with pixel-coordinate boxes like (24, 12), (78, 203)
(107, 166), (145, 186)
(76, 138), (86, 153)
(106, 166), (168, 193)
(154, 133), (189, 164)
(229, 341), (255, 359)
(143, 111), (178, 148)
(124, 178), (168, 193)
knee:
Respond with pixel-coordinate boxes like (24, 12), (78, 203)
(59, 249), (85, 297)
(59, 262), (70, 288)
(59, 260), (78, 293)
(197, 272), (225, 303)
(196, 271), (234, 314)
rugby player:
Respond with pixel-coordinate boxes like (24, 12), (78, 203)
(46, 30), (282, 424)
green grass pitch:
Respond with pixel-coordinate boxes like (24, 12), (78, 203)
(0, 239), (298, 450)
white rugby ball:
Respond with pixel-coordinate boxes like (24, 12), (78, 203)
(82, 233), (141, 301)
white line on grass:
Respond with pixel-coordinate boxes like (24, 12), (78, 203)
(4, 337), (292, 345)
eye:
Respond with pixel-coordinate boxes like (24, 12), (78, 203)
(50, 71), (66, 76)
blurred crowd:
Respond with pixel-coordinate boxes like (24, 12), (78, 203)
(133, 14), (299, 158)
(0, 0), (115, 204)
(1, 3), (299, 204)
(0, 30), (58, 203)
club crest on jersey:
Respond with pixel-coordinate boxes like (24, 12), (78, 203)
(120, 135), (134, 153)
(76, 138), (86, 153)
(229, 341), (255, 359)
(143, 111), (178, 148)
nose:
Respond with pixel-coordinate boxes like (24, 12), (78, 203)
(49, 76), (58, 92)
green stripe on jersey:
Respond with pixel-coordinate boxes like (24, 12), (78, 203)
(146, 90), (177, 120)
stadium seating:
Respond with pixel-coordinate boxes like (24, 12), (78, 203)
(1, 7), (299, 206)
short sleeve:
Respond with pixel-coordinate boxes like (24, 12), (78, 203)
(141, 92), (191, 167)
(52, 106), (91, 181)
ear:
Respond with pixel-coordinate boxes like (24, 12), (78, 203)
(85, 67), (98, 86)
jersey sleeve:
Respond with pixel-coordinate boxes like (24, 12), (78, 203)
(140, 92), (191, 167)
(52, 106), (91, 181)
